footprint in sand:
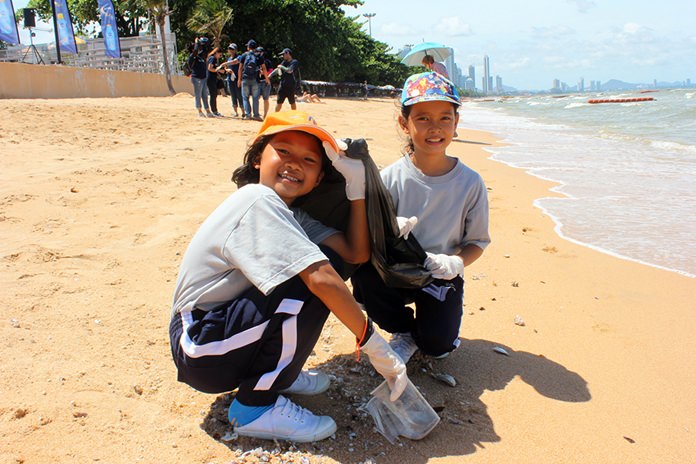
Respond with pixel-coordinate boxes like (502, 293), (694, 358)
(0, 215), (21, 223)
(0, 193), (36, 206)
(132, 233), (148, 245)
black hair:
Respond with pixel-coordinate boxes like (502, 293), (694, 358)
(231, 132), (334, 188)
(399, 104), (415, 155)
(231, 135), (270, 187)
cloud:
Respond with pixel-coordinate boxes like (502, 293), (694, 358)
(380, 22), (420, 37)
(542, 55), (592, 70)
(623, 22), (646, 35)
(440, 17), (473, 36)
(566, 0), (596, 13)
(506, 57), (531, 69)
(614, 23), (657, 45)
(530, 25), (575, 40)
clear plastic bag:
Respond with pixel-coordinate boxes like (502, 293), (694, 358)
(362, 380), (440, 444)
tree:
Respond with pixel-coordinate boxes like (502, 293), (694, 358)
(138, 0), (175, 95)
(166, 0), (410, 86)
(26, 0), (148, 37)
(185, 0), (233, 49)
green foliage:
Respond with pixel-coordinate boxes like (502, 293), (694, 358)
(185, 0), (233, 49)
(171, 0), (411, 86)
(19, 0), (414, 87)
(25, 0), (147, 37)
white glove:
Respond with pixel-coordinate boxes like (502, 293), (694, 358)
(396, 216), (418, 239)
(425, 252), (464, 280)
(322, 140), (366, 200)
(360, 331), (408, 401)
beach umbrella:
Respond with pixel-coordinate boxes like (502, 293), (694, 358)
(401, 42), (451, 66)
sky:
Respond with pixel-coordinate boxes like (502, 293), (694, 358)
(341, 0), (696, 90)
(9, 0), (695, 90)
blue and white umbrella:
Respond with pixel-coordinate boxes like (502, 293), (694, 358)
(401, 42), (451, 66)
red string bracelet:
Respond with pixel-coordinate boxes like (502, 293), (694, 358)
(355, 318), (369, 362)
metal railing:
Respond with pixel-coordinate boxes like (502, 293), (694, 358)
(0, 33), (180, 75)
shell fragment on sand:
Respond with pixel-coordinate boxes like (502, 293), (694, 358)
(493, 346), (510, 356)
(430, 372), (457, 387)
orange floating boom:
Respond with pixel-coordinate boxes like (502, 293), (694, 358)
(587, 97), (655, 104)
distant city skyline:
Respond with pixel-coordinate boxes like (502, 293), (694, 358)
(342, 0), (695, 90)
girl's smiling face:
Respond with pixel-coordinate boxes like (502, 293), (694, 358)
(401, 100), (459, 158)
(255, 131), (324, 205)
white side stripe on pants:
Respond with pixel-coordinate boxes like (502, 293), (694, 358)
(179, 308), (270, 359)
(254, 298), (303, 391)
(177, 297), (304, 385)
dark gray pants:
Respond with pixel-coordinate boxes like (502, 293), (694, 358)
(170, 247), (342, 405)
(352, 262), (463, 357)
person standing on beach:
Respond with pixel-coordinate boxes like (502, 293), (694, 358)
(238, 40), (268, 121)
(256, 46), (273, 119)
(219, 43), (242, 117)
(351, 72), (490, 363)
(275, 48), (299, 112)
(169, 110), (407, 442)
(187, 37), (213, 118)
(421, 55), (449, 79)
(206, 47), (224, 117)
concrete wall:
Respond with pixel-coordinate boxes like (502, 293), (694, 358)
(0, 62), (193, 99)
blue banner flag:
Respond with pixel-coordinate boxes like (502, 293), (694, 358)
(97, 0), (120, 58)
(0, 0), (20, 45)
(53, 0), (77, 54)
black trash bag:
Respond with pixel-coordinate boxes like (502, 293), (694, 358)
(294, 138), (432, 288)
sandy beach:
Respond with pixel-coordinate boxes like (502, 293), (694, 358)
(1, 94), (694, 463)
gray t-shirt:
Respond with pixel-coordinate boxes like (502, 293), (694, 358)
(171, 184), (338, 317)
(380, 155), (490, 255)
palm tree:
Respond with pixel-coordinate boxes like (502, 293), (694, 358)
(139, 0), (176, 95)
(186, 0), (234, 48)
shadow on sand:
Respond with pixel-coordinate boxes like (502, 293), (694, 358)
(201, 338), (590, 463)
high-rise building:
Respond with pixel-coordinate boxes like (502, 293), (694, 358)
(483, 55), (490, 95)
(445, 48), (456, 83)
(496, 75), (503, 94)
(552, 79), (560, 92)
(578, 77), (585, 92)
(468, 65), (476, 91)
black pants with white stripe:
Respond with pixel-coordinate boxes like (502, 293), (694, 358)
(170, 247), (342, 406)
(351, 262), (464, 357)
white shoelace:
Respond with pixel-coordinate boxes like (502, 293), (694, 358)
(278, 398), (311, 424)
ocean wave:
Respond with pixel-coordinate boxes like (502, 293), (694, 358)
(649, 139), (696, 154)
(464, 100), (696, 278)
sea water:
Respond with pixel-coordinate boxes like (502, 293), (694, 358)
(460, 89), (696, 278)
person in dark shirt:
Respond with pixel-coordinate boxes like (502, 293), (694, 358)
(256, 47), (273, 119)
(275, 48), (299, 112)
(238, 40), (269, 121)
(206, 47), (224, 117)
(218, 43), (242, 117)
(187, 37), (212, 118)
